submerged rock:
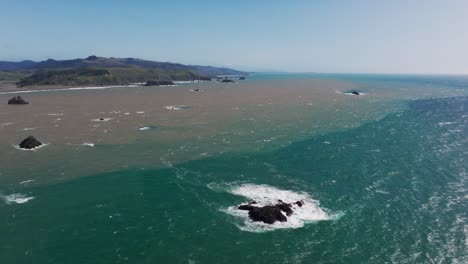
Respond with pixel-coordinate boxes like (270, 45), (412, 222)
(351, 91), (360, 95)
(221, 79), (235, 83)
(144, 80), (175, 86)
(19, 136), (42, 149)
(8, 96), (29, 105)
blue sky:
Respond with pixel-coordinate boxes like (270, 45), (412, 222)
(1, 0), (468, 74)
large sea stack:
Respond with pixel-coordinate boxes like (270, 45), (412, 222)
(19, 136), (42, 149)
(8, 96), (29, 105)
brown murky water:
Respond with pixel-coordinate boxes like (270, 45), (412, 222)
(0, 77), (463, 185)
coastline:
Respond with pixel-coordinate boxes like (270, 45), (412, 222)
(0, 84), (142, 95)
(0, 80), (220, 95)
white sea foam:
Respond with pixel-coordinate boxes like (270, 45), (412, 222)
(0, 85), (140, 95)
(22, 128), (36, 131)
(139, 127), (150, 131)
(82, 143), (95, 147)
(136, 111), (145, 114)
(222, 183), (338, 232)
(438, 121), (456, 126)
(19, 180), (35, 184)
(165, 105), (191, 110)
(1, 193), (35, 204)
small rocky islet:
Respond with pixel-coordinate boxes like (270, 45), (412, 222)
(238, 200), (305, 224)
(18, 136), (42, 149)
(8, 96), (29, 105)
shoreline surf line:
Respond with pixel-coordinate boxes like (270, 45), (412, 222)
(0, 84), (142, 95)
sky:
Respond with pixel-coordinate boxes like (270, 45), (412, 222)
(1, 0), (468, 74)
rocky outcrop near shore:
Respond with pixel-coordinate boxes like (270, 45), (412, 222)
(8, 96), (29, 105)
(144, 80), (175, 86)
(19, 136), (42, 149)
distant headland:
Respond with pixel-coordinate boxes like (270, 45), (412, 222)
(0, 56), (247, 88)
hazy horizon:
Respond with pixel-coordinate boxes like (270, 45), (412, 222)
(2, 0), (468, 74)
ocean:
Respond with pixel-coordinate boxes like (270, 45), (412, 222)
(0, 74), (467, 263)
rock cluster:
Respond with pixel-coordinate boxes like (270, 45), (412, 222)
(144, 80), (175, 86)
(238, 200), (304, 224)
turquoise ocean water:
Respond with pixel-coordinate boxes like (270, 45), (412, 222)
(1, 74), (467, 263)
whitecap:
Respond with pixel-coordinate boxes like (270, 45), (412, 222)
(1, 193), (35, 204)
(222, 183), (339, 232)
(136, 111), (145, 114)
(82, 143), (95, 147)
(19, 180), (35, 184)
(139, 127), (150, 131)
(165, 105), (191, 110)
(438, 121), (456, 126)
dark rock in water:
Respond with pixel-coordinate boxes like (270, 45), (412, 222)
(249, 206), (287, 224)
(192, 89), (200, 92)
(238, 200), (297, 224)
(239, 76), (246, 80)
(295, 200), (304, 207)
(99, 118), (105, 121)
(238, 204), (254, 211)
(8, 96), (29, 105)
(221, 79), (235, 83)
(277, 203), (293, 216)
(144, 80), (175, 86)
(19, 136), (42, 149)
(351, 91), (360, 95)
(198, 76), (212, 81)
